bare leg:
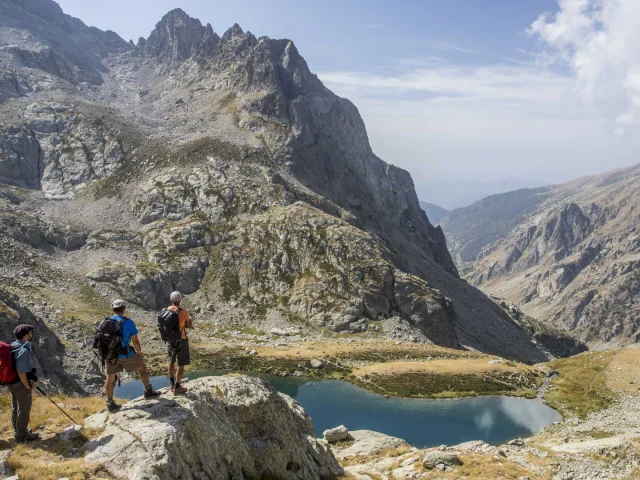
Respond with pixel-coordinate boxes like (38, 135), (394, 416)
(138, 363), (150, 387)
(176, 365), (185, 384)
(105, 374), (116, 399)
(168, 363), (175, 380)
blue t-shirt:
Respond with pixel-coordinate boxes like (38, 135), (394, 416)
(112, 315), (138, 359)
(10, 340), (33, 374)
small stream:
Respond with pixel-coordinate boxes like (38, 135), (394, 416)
(115, 371), (561, 448)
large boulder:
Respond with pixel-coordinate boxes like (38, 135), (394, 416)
(323, 425), (350, 443)
(85, 376), (343, 480)
(331, 430), (409, 460)
(422, 450), (462, 469)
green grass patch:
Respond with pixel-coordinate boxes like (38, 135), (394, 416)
(544, 351), (617, 418)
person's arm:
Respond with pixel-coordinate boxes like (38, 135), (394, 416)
(185, 311), (193, 329)
(18, 372), (32, 390)
(131, 335), (144, 362)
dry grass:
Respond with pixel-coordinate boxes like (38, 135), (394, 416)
(442, 453), (539, 479)
(0, 392), (124, 480)
(352, 358), (527, 376)
(605, 346), (640, 394)
(8, 445), (115, 480)
(338, 446), (413, 467)
(249, 340), (484, 364)
(0, 393), (106, 439)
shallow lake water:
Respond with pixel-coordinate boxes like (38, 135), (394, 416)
(115, 371), (561, 448)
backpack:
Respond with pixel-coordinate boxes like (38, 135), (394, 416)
(0, 341), (18, 385)
(157, 308), (182, 343)
(92, 317), (130, 369)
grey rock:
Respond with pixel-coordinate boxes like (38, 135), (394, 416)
(61, 424), (82, 440)
(85, 376), (344, 479)
(323, 425), (349, 443)
(332, 430), (409, 460)
(422, 451), (462, 469)
(310, 359), (323, 369)
(0, 449), (14, 477)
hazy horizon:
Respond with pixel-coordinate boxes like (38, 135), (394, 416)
(55, 0), (640, 207)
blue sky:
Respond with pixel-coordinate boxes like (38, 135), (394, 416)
(56, 0), (640, 208)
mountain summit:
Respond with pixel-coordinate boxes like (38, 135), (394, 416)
(0, 0), (584, 390)
(142, 8), (219, 62)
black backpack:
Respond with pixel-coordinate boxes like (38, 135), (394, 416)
(92, 317), (130, 369)
(157, 308), (182, 342)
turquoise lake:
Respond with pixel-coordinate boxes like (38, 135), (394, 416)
(115, 371), (561, 448)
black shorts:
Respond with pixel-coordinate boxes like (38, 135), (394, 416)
(168, 339), (190, 366)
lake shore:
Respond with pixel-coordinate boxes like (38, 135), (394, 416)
(188, 339), (546, 399)
(2, 345), (640, 479)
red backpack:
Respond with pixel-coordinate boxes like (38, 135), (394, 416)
(0, 341), (18, 385)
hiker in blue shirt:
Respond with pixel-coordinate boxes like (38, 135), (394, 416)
(104, 299), (161, 412)
(9, 324), (40, 443)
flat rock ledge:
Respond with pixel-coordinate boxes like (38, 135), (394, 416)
(84, 376), (343, 480)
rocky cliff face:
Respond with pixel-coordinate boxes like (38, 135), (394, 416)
(0, 1), (582, 367)
(84, 376), (344, 480)
(0, 288), (102, 394)
(442, 164), (640, 347)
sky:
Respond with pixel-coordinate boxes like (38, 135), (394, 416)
(56, 0), (640, 209)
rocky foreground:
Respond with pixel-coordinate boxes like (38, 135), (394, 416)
(2, 347), (640, 479)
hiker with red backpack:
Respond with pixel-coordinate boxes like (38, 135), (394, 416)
(93, 299), (161, 413)
(0, 325), (40, 443)
(157, 291), (192, 395)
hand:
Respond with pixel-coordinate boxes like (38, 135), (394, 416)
(29, 380), (37, 390)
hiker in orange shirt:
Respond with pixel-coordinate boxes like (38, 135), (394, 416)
(159, 291), (192, 395)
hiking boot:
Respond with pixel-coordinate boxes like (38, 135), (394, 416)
(16, 431), (40, 443)
(173, 385), (187, 395)
(106, 399), (121, 413)
(144, 386), (162, 399)
(170, 383), (175, 393)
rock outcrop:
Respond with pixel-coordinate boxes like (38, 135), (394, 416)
(442, 164), (640, 346)
(0, 288), (102, 394)
(85, 376), (343, 480)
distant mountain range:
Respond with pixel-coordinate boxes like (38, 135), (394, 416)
(416, 177), (551, 210)
(440, 163), (640, 347)
(419, 201), (449, 225)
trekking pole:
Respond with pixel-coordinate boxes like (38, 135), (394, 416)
(35, 386), (80, 426)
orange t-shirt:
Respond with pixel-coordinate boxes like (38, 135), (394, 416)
(168, 306), (191, 339)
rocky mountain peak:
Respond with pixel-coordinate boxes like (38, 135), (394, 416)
(142, 8), (219, 62)
(222, 23), (245, 42)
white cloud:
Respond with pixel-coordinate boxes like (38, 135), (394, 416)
(320, 65), (572, 104)
(528, 0), (640, 133)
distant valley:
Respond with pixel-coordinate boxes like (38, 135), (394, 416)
(441, 164), (640, 347)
